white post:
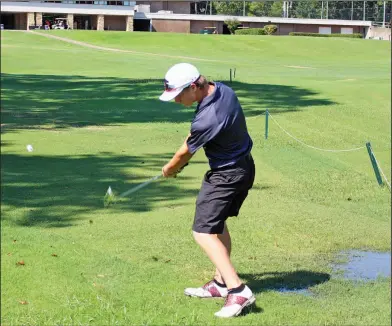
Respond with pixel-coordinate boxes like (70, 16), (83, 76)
(243, 0), (245, 16)
(382, 1), (386, 27)
(326, 1), (328, 19)
(321, 1), (324, 19)
(351, 1), (354, 20)
(363, 1), (366, 20)
(210, 0), (212, 15)
(287, 1), (290, 18)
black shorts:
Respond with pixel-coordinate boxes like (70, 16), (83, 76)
(193, 154), (255, 234)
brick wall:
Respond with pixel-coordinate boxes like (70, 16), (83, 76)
(248, 22), (264, 28)
(332, 25), (361, 34)
(105, 15), (126, 30)
(151, 19), (190, 33)
(136, 1), (190, 13)
(293, 24), (319, 33)
(278, 24), (295, 35)
(167, 1), (190, 14)
(15, 13), (27, 30)
(190, 20), (221, 34)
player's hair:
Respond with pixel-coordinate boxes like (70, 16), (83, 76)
(194, 75), (208, 89)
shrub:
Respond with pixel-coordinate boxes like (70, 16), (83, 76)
(224, 18), (241, 34)
(289, 32), (362, 39)
(235, 28), (267, 35)
(264, 24), (278, 35)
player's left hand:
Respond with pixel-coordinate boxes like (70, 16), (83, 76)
(162, 165), (177, 178)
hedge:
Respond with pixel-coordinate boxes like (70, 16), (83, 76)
(289, 32), (362, 38)
(235, 28), (267, 35)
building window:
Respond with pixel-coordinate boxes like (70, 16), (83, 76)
(107, 1), (124, 5)
(319, 26), (331, 34)
(76, 1), (94, 3)
(341, 27), (353, 34)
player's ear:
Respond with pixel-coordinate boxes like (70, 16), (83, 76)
(190, 83), (198, 92)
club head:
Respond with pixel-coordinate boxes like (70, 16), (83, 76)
(103, 186), (116, 208)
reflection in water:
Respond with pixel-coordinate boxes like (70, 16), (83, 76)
(333, 250), (391, 281)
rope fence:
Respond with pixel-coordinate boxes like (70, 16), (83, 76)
(268, 112), (366, 153)
(263, 109), (391, 191)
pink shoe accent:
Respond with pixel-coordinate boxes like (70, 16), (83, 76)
(224, 294), (249, 307)
(203, 280), (225, 297)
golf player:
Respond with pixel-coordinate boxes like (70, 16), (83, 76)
(159, 63), (256, 318)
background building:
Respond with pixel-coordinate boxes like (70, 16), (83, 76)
(0, 0), (390, 40)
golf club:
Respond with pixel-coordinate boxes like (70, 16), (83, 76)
(103, 163), (188, 208)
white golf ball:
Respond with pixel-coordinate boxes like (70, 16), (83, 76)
(26, 145), (33, 152)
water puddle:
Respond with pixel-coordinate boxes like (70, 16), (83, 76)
(332, 250), (391, 282)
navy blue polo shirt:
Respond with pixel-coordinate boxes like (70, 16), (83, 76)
(186, 82), (253, 169)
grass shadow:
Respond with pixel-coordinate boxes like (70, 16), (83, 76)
(1, 152), (203, 228)
(1, 73), (336, 132)
(240, 270), (331, 294)
(239, 304), (264, 317)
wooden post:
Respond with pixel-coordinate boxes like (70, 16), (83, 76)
(265, 110), (269, 139)
(366, 142), (383, 186)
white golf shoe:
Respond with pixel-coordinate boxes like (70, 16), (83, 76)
(184, 279), (228, 298)
(214, 285), (256, 318)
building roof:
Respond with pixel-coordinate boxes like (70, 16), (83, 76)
(136, 12), (372, 27)
(1, 1), (135, 16)
(1, 1), (372, 27)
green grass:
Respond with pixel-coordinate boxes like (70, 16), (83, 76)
(1, 31), (391, 325)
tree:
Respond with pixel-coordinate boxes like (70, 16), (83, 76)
(224, 18), (241, 34)
(292, 1), (322, 19)
(247, 2), (273, 17)
(214, 1), (247, 16)
(270, 1), (284, 17)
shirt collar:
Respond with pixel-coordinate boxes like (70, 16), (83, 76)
(195, 82), (218, 113)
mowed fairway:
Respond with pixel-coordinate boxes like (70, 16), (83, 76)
(1, 30), (391, 325)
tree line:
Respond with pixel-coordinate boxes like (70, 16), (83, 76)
(191, 1), (391, 22)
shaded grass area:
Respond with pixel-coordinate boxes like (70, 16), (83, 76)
(239, 270), (331, 294)
(1, 152), (202, 227)
(1, 73), (335, 131)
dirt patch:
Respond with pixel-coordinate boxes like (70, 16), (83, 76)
(285, 65), (314, 69)
(30, 31), (223, 63)
(81, 125), (109, 131)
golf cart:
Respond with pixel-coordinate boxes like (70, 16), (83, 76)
(199, 26), (217, 34)
(52, 18), (69, 30)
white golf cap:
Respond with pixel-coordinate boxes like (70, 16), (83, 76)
(159, 63), (200, 102)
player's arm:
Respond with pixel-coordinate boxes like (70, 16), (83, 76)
(162, 133), (193, 178)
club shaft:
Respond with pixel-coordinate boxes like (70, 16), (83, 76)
(118, 174), (162, 198)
